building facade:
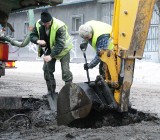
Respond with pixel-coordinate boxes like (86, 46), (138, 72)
(8, 0), (160, 62)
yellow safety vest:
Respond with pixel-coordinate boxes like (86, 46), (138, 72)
(86, 20), (114, 50)
(36, 18), (73, 59)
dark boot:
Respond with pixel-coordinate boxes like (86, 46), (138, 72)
(47, 80), (56, 92)
(43, 80), (56, 98)
(47, 80), (58, 101)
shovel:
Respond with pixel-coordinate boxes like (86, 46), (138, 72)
(80, 42), (90, 83)
(42, 47), (57, 112)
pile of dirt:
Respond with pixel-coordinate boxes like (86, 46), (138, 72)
(0, 98), (51, 131)
(69, 108), (159, 128)
(0, 98), (159, 131)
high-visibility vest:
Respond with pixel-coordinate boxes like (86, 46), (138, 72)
(36, 18), (73, 59)
(86, 20), (114, 50)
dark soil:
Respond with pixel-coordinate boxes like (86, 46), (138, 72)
(0, 98), (159, 132)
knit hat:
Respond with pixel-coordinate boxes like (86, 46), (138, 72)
(79, 24), (92, 38)
(41, 11), (52, 23)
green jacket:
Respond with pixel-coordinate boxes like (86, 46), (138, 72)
(30, 17), (73, 59)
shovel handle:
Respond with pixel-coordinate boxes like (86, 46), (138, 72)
(83, 52), (90, 83)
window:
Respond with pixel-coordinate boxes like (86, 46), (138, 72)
(24, 21), (29, 36)
(71, 14), (83, 34)
(6, 22), (14, 37)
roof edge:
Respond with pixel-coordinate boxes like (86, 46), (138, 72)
(58, 0), (95, 6)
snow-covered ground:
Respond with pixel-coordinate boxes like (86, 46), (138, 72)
(2, 59), (160, 117)
(15, 60), (160, 86)
(133, 60), (160, 85)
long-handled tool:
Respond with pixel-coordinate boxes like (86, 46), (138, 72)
(42, 47), (57, 112)
(80, 43), (90, 83)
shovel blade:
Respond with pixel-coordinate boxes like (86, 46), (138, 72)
(47, 94), (57, 112)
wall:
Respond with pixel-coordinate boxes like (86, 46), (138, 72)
(143, 5), (160, 63)
(100, 3), (160, 63)
(7, 1), (160, 63)
(8, 1), (99, 62)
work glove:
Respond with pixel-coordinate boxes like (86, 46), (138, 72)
(80, 42), (88, 51)
(84, 63), (89, 70)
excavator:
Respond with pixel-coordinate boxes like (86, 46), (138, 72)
(0, 0), (158, 126)
(57, 0), (158, 125)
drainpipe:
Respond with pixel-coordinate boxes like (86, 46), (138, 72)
(158, 24), (160, 63)
(3, 9), (35, 47)
(156, 1), (160, 62)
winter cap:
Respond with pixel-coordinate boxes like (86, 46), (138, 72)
(41, 11), (52, 23)
(79, 24), (92, 38)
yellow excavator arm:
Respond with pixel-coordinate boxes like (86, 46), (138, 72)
(101, 0), (156, 111)
(112, 0), (155, 56)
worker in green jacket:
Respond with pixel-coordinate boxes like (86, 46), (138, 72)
(30, 10), (73, 98)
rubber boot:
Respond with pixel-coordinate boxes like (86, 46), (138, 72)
(43, 80), (56, 98)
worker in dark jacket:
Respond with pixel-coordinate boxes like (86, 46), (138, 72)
(30, 10), (73, 98)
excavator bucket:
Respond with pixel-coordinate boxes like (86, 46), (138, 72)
(57, 82), (95, 125)
(57, 76), (118, 126)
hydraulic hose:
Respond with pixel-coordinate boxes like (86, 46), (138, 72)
(3, 9), (35, 47)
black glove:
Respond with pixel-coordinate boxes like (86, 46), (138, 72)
(80, 42), (88, 51)
(84, 63), (89, 70)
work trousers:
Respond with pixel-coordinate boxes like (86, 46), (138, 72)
(43, 52), (73, 92)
